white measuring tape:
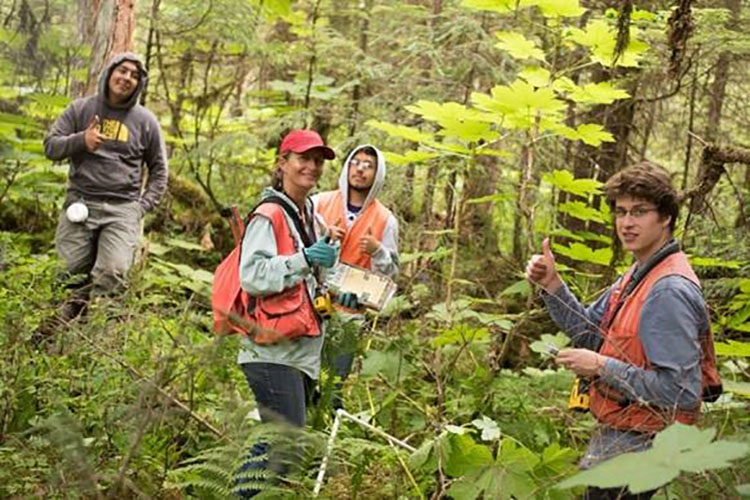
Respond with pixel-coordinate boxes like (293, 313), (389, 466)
(312, 408), (416, 497)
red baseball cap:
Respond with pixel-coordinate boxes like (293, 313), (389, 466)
(279, 129), (335, 160)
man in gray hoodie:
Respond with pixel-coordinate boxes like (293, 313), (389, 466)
(313, 144), (399, 407)
(44, 53), (168, 302)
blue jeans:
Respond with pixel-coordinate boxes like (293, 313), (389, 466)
(235, 363), (312, 498)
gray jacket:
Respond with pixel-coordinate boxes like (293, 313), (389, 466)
(43, 53), (168, 213)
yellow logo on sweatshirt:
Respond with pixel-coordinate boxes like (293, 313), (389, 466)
(100, 119), (129, 142)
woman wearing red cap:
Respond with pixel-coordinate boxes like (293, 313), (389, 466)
(235, 129), (340, 496)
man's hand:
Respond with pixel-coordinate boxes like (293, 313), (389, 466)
(525, 237), (563, 293)
(83, 115), (105, 152)
(555, 348), (607, 377)
(358, 228), (380, 255)
(328, 224), (346, 242)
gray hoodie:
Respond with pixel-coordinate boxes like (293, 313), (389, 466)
(312, 144), (399, 279)
(43, 53), (168, 213)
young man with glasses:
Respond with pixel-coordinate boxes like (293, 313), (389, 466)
(313, 145), (399, 408)
(525, 161), (720, 500)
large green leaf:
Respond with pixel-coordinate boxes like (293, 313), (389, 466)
(558, 424), (750, 493)
(463, 0), (583, 17)
(542, 169), (603, 197)
(558, 201), (608, 223)
(495, 32), (546, 61)
(552, 242), (612, 266)
(365, 120), (435, 143)
(519, 66), (551, 88)
(359, 349), (412, 383)
(442, 434), (494, 477)
(405, 100), (499, 142)
(568, 82), (630, 104)
(568, 20), (648, 67)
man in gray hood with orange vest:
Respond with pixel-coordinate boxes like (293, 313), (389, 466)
(44, 53), (168, 309)
(313, 144), (399, 407)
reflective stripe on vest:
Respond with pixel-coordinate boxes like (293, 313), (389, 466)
(316, 190), (391, 270)
(590, 251), (720, 432)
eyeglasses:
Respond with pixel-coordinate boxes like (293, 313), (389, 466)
(349, 158), (375, 171)
(613, 206), (658, 219)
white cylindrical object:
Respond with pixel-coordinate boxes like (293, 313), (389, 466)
(66, 202), (88, 223)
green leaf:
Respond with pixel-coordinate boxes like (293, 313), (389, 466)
(359, 350), (412, 384)
(463, 0), (584, 17)
(499, 279), (531, 297)
(715, 340), (750, 358)
(737, 484), (750, 496)
(405, 101), (499, 142)
(530, 332), (570, 356)
(472, 416), (501, 441)
(409, 440), (434, 470)
(432, 325), (490, 347)
(461, 0), (517, 14)
(724, 380), (750, 398)
(689, 256), (742, 269)
(495, 32), (546, 61)
(534, 0), (585, 17)
(558, 423), (750, 493)
(519, 66), (551, 87)
(568, 20), (648, 67)
(384, 150), (438, 166)
(552, 242), (612, 266)
(575, 123), (615, 146)
(472, 80), (566, 128)
(447, 476), (483, 500)
(365, 120), (435, 143)
(558, 201), (608, 223)
(165, 237), (207, 252)
(568, 82), (630, 104)
(542, 169), (603, 196)
(443, 434), (494, 477)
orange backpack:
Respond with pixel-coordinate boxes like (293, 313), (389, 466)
(211, 198), (321, 344)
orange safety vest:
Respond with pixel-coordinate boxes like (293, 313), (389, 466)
(211, 202), (321, 343)
(590, 251), (721, 432)
(315, 190), (391, 270)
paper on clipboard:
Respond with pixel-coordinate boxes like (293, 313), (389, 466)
(325, 263), (397, 311)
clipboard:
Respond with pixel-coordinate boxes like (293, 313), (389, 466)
(325, 263), (397, 311)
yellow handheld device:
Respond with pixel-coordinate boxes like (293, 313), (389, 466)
(313, 292), (335, 319)
(568, 377), (590, 412)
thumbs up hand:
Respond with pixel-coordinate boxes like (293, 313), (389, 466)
(303, 235), (339, 269)
(83, 115), (105, 152)
(328, 219), (346, 242)
(358, 227), (380, 255)
(525, 237), (563, 293)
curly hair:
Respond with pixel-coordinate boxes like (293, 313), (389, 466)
(604, 160), (679, 232)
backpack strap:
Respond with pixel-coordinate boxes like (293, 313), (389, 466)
(246, 195), (316, 248)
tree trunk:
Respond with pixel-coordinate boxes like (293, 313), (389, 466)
(75, 0), (136, 97)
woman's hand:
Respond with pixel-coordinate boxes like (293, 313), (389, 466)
(303, 236), (338, 268)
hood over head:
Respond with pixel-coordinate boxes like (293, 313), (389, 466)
(338, 144), (386, 212)
(97, 52), (148, 110)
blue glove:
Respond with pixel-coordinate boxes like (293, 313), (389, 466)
(303, 236), (338, 268)
(336, 292), (360, 310)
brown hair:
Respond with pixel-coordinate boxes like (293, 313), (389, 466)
(604, 160), (679, 232)
(270, 152), (290, 191)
